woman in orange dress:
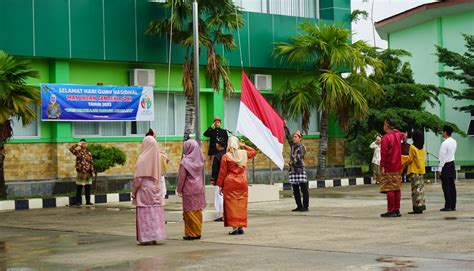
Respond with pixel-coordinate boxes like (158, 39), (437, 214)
(217, 136), (257, 235)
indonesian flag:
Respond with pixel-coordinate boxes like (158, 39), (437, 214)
(237, 71), (285, 170)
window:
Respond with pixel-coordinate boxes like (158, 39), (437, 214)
(224, 96), (241, 133)
(233, 0), (318, 18)
(468, 110), (474, 136)
(73, 93), (186, 137)
(150, 93), (186, 136)
(285, 106), (320, 135)
(11, 105), (40, 138)
(224, 95), (320, 135)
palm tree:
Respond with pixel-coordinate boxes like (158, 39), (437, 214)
(274, 22), (383, 180)
(0, 51), (40, 199)
(146, 0), (243, 138)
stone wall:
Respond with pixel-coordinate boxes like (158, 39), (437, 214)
(4, 138), (344, 181)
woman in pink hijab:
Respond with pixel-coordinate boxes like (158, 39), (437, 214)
(177, 139), (206, 240)
(132, 130), (166, 245)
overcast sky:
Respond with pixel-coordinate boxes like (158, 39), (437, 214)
(351, 0), (437, 48)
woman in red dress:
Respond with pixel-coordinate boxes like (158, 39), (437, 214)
(217, 136), (256, 235)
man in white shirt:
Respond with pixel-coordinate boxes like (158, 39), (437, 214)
(438, 125), (457, 211)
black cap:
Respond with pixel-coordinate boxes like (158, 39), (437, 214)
(80, 138), (87, 142)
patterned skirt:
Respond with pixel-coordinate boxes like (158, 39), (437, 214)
(379, 172), (401, 193)
(289, 171), (307, 185)
(183, 210), (202, 238)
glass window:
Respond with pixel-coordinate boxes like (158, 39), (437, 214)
(11, 105), (40, 138)
(73, 93), (186, 137)
(150, 93), (186, 136)
(224, 96), (241, 133)
(233, 0), (317, 18)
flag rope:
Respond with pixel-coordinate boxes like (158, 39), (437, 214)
(234, 3), (244, 69)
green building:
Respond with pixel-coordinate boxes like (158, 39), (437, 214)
(0, 0), (350, 187)
(376, 0), (474, 166)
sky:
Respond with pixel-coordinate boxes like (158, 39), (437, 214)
(351, 0), (437, 48)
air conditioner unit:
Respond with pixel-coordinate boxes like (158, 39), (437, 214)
(130, 69), (155, 86)
(251, 74), (272, 90)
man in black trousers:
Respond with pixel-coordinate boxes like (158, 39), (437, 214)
(438, 125), (458, 211)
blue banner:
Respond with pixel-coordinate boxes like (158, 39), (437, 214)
(41, 84), (154, 121)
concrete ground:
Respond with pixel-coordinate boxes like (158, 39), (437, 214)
(0, 181), (473, 270)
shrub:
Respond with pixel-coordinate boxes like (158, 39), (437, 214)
(88, 144), (127, 181)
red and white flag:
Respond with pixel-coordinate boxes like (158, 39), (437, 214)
(237, 71), (285, 169)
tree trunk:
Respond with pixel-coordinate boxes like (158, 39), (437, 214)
(316, 111), (329, 181)
(0, 142), (6, 199)
(183, 94), (195, 140)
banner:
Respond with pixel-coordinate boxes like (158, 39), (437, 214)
(41, 84), (154, 121)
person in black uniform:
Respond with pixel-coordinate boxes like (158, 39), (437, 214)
(203, 116), (228, 159)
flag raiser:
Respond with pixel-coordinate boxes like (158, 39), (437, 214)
(236, 71), (285, 170)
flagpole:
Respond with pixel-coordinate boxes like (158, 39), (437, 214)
(192, 0), (201, 145)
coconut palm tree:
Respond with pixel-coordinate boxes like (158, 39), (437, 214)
(274, 22), (383, 180)
(0, 51), (40, 199)
(146, 0), (243, 138)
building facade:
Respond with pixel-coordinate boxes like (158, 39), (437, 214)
(0, 0), (350, 183)
(376, 0), (474, 166)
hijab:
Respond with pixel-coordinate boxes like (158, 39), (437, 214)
(226, 136), (248, 167)
(412, 130), (424, 150)
(134, 136), (161, 182)
(180, 139), (204, 178)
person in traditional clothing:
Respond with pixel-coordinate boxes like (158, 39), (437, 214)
(210, 139), (226, 221)
(177, 139), (206, 240)
(47, 94), (61, 119)
(402, 130), (426, 214)
(379, 118), (403, 218)
(438, 125), (457, 212)
(401, 132), (411, 183)
(217, 136), (257, 235)
(160, 151), (169, 200)
(370, 135), (382, 184)
(284, 125), (309, 212)
(132, 132), (166, 245)
(69, 139), (94, 206)
(203, 116), (229, 159)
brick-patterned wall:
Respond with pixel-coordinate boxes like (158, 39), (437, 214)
(328, 138), (345, 166)
(4, 143), (55, 180)
(4, 138), (344, 181)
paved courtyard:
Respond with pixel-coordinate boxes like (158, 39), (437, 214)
(1, 181), (473, 270)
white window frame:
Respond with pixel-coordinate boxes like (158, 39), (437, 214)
(10, 106), (41, 139)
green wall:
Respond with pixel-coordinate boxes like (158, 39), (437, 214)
(0, 0), (329, 69)
(389, 11), (474, 165)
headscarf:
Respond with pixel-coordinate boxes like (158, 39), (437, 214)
(412, 130), (424, 150)
(180, 139), (204, 178)
(226, 136), (248, 167)
(134, 136), (161, 182)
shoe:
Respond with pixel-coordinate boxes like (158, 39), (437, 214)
(292, 207), (302, 212)
(440, 208), (452, 212)
(299, 208), (309, 212)
(229, 229), (239, 235)
(214, 217), (223, 222)
(85, 202), (94, 206)
(380, 212), (398, 218)
(408, 211), (423, 214)
(395, 211), (401, 217)
(238, 228), (244, 235)
(183, 236), (201, 240)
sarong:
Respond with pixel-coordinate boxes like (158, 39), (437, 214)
(136, 206), (166, 242)
(223, 197), (248, 228)
(410, 174), (426, 212)
(380, 172), (401, 193)
(183, 210), (202, 238)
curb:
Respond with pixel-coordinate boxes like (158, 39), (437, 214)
(0, 178), (374, 211)
(0, 192), (132, 211)
(277, 176), (373, 190)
